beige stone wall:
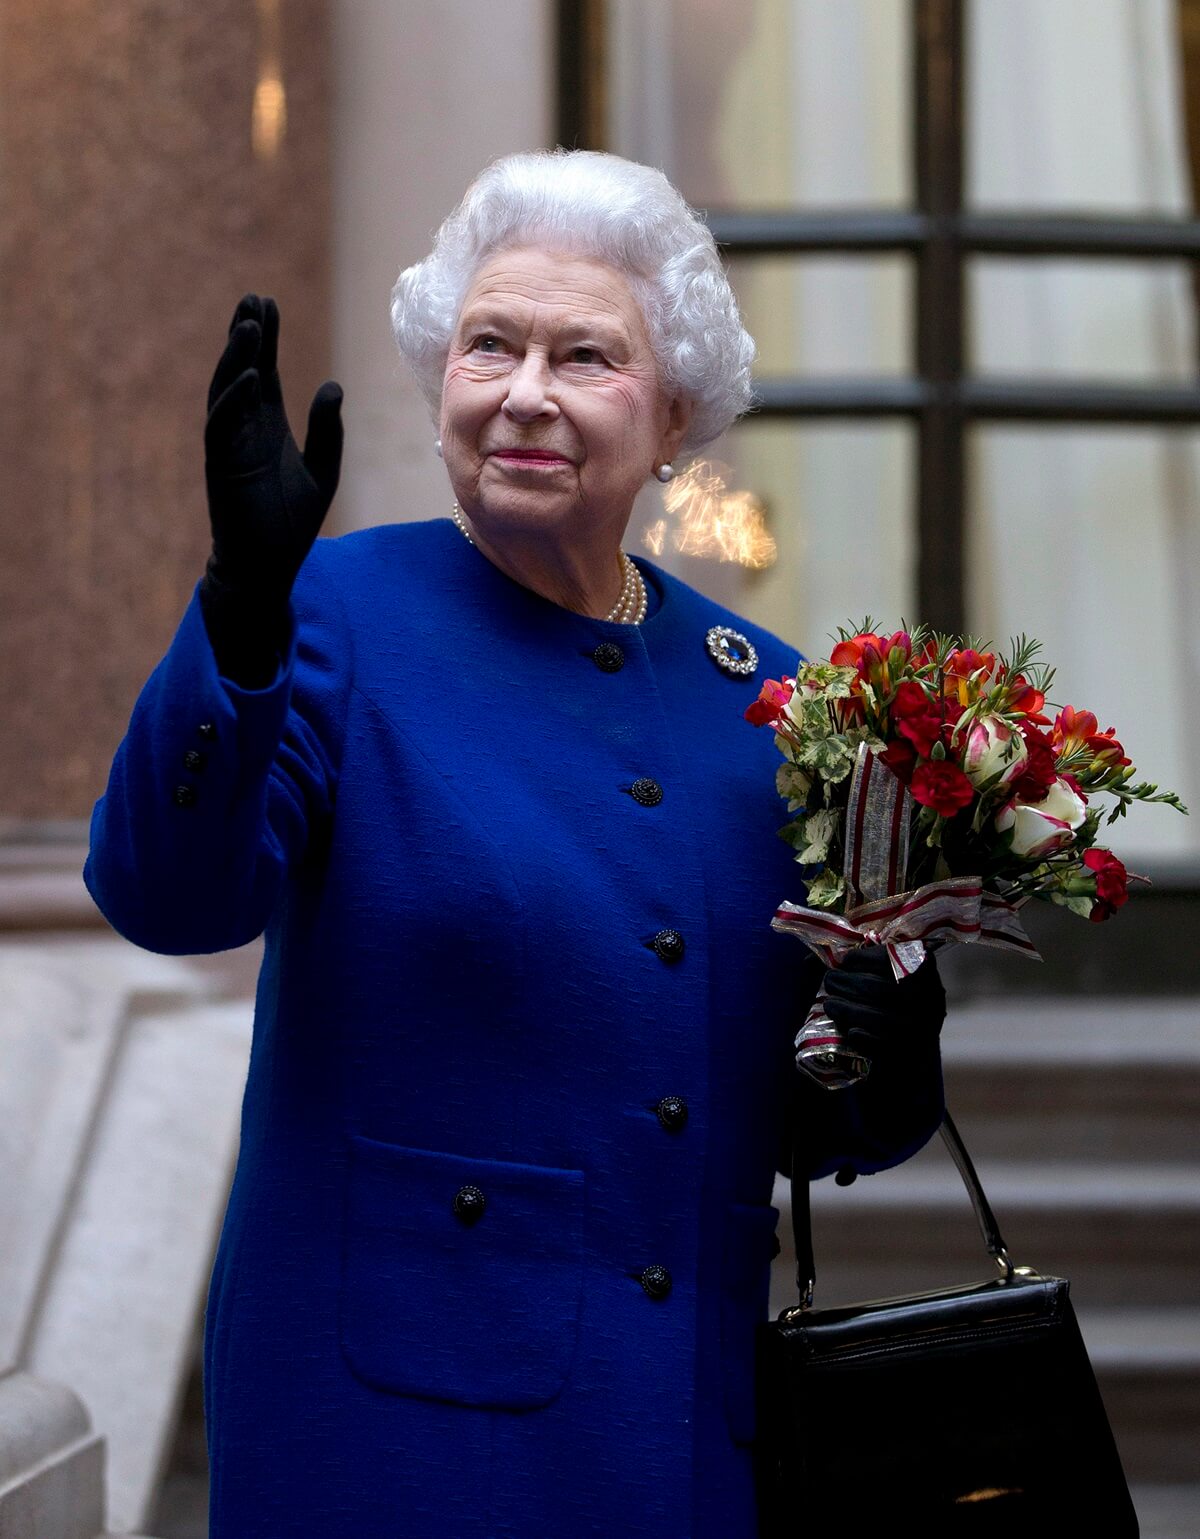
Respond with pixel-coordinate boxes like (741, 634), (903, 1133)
(0, 0), (332, 820)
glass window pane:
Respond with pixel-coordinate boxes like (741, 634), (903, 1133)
(627, 421), (914, 658)
(970, 259), (1200, 381)
(732, 254), (912, 376)
(968, 0), (1193, 214)
(968, 427), (1199, 859)
(607, 0), (910, 210)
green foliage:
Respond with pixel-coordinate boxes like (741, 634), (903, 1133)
(803, 868), (846, 910)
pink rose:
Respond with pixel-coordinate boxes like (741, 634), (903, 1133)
(958, 714), (1028, 791)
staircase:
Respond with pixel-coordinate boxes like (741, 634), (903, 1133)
(771, 995), (1200, 1539)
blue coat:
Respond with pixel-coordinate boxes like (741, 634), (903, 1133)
(84, 518), (943, 1539)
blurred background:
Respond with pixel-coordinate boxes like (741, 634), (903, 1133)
(0, 2), (1196, 1535)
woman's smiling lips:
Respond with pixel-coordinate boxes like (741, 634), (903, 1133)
(488, 448), (573, 467)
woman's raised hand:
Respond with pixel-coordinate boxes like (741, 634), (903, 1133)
(203, 294), (344, 612)
(199, 295), (343, 686)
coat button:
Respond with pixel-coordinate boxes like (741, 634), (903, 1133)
(173, 784), (197, 807)
(651, 928), (685, 964)
(655, 1095), (688, 1133)
(453, 1184), (486, 1224)
(638, 1264), (672, 1300)
(183, 749), (206, 772)
(592, 642), (625, 673)
(197, 722), (217, 740)
(630, 777), (663, 807)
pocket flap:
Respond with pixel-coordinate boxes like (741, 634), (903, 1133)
(339, 1133), (585, 1409)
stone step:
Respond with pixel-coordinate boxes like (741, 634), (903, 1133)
(940, 997), (1200, 1065)
(938, 996), (1200, 1161)
(1128, 1484), (1200, 1539)
(772, 1158), (1200, 1307)
(943, 1061), (1200, 1161)
(1079, 1310), (1200, 1484)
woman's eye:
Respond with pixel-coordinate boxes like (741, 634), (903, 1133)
(473, 335), (506, 354)
(568, 346), (604, 365)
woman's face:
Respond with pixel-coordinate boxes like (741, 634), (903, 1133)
(439, 246), (691, 544)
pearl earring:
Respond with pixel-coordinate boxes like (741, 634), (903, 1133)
(435, 439), (444, 459)
(655, 463), (675, 484)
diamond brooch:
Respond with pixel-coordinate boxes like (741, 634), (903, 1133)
(705, 625), (759, 677)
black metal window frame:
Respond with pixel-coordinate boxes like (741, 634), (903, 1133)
(558, 0), (1200, 633)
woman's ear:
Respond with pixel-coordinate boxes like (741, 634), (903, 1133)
(657, 393), (694, 467)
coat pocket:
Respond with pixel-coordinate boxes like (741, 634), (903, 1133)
(720, 1201), (781, 1444)
(338, 1132), (586, 1409)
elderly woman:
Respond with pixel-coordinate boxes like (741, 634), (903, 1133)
(85, 150), (945, 1539)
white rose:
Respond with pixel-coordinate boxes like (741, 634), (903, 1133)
(994, 777), (1087, 859)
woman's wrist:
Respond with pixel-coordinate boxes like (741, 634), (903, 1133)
(198, 563), (289, 690)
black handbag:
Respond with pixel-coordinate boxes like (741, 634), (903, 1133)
(753, 1110), (1139, 1536)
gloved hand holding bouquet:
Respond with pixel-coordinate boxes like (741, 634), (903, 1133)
(745, 623), (1187, 1088)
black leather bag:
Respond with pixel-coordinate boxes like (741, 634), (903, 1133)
(753, 1112), (1139, 1536)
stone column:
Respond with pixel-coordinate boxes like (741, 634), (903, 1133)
(0, 0), (333, 823)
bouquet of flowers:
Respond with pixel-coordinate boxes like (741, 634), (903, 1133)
(745, 622), (1188, 1088)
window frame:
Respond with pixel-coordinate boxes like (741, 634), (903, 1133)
(557, 0), (1200, 634)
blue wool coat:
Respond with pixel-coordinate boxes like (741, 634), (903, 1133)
(84, 518), (943, 1539)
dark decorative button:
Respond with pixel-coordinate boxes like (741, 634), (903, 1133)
(835, 1167), (858, 1187)
(651, 928), (685, 964)
(197, 722), (217, 740)
(183, 749), (206, 773)
(638, 1264), (672, 1300)
(630, 777), (663, 807)
(173, 784), (197, 807)
(655, 1095), (688, 1133)
(592, 642), (625, 673)
(453, 1184), (487, 1224)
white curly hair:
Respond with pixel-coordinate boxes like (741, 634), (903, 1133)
(389, 149), (756, 455)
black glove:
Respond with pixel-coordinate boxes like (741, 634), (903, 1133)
(819, 944), (946, 1066)
(199, 293), (344, 686)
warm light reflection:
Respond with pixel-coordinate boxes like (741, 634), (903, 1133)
(953, 1487), (1023, 1503)
(643, 460), (777, 568)
(252, 0), (287, 161)
(253, 74), (287, 160)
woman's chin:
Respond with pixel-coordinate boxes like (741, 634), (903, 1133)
(467, 489), (577, 535)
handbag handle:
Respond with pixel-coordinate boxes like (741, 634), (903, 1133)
(789, 1109), (1016, 1311)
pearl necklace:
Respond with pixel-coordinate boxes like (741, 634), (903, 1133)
(450, 503), (647, 625)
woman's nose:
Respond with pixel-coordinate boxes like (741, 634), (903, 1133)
(502, 355), (559, 422)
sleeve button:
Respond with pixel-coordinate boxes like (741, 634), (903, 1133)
(637, 1264), (672, 1299)
(173, 784), (198, 808)
(654, 1095), (688, 1132)
(197, 722), (217, 740)
(630, 777), (663, 807)
(183, 749), (206, 772)
(453, 1184), (487, 1224)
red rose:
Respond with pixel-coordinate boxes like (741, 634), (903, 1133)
(1083, 847), (1129, 922)
(911, 760), (975, 817)
(891, 680), (942, 757)
(1010, 724), (1057, 803)
(878, 737), (918, 784)
(744, 677), (793, 726)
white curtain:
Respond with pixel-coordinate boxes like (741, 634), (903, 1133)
(607, 0), (1197, 858)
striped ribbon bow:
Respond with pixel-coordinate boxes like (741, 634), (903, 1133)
(776, 743), (1039, 1087)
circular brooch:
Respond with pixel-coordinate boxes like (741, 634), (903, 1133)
(705, 625), (759, 677)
